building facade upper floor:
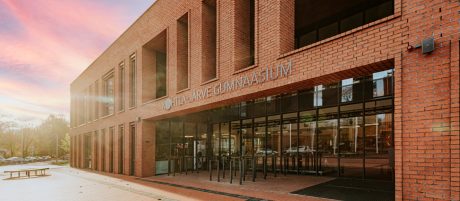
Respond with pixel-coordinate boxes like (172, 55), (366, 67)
(69, 0), (457, 130)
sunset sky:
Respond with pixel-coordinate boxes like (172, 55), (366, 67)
(0, 0), (154, 127)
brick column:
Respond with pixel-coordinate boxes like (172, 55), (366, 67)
(139, 120), (156, 177)
(400, 0), (460, 200)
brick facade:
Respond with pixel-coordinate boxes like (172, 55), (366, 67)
(70, 0), (460, 200)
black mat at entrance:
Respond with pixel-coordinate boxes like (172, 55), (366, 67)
(291, 178), (394, 201)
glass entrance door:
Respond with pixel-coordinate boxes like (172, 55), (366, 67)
(242, 119), (253, 157)
(152, 69), (394, 180)
(365, 109), (393, 180)
(317, 107), (339, 176)
(339, 103), (364, 178)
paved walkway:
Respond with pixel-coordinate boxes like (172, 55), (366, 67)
(142, 171), (334, 201)
(0, 162), (229, 201)
(0, 162), (335, 201)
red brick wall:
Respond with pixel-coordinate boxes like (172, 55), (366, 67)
(69, 0), (460, 200)
(400, 0), (460, 200)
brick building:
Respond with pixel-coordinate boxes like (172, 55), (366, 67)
(70, 0), (460, 200)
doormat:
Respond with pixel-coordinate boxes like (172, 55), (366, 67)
(291, 178), (394, 201)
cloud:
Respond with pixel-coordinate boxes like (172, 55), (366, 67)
(0, 0), (154, 126)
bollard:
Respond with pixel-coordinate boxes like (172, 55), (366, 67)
(239, 158), (243, 185)
(209, 159), (212, 181)
(230, 159), (233, 184)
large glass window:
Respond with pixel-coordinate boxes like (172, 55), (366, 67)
(317, 107), (339, 176)
(230, 121), (240, 156)
(242, 119), (253, 156)
(155, 121), (169, 175)
(103, 73), (114, 116)
(266, 95), (281, 115)
(373, 69), (394, 98)
(108, 127), (114, 173)
(339, 103), (364, 177)
(341, 78), (353, 103)
(282, 113), (298, 155)
(118, 125), (124, 174)
(129, 55), (136, 108)
(314, 85), (323, 107)
(212, 123), (220, 157)
(254, 117), (266, 155)
(152, 69), (394, 180)
(282, 112), (298, 172)
(365, 99), (393, 180)
(299, 110), (316, 173)
(184, 123), (195, 157)
(171, 121), (183, 159)
(221, 122), (231, 156)
(197, 122), (207, 165)
(281, 93), (298, 113)
(118, 63), (125, 111)
(100, 129), (106, 171)
(267, 115), (281, 155)
(129, 123), (136, 176)
(295, 0), (394, 48)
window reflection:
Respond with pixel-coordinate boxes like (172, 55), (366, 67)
(230, 121), (240, 156)
(365, 112), (393, 180)
(212, 123), (220, 157)
(341, 78), (353, 103)
(282, 113), (298, 155)
(299, 110), (316, 152)
(222, 122), (231, 156)
(242, 119), (253, 156)
(373, 69), (394, 98)
(254, 117), (266, 155)
(318, 107), (339, 176)
(267, 115), (281, 155)
(314, 85), (323, 107)
(153, 69), (394, 180)
(339, 103), (364, 178)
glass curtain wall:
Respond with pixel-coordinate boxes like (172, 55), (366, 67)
(282, 112), (298, 172)
(154, 69), (394, 180)
(242, 119), (254, 157)
(299, 110), (316, 173)
(170, 121), (183, 172)
(230, 121), (240, 156)
(254, 117), (266, 155)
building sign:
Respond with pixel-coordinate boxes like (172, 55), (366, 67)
(163, 59), (293, 110)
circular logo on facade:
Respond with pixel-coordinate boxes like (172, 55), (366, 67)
(163, 98), (173, 110)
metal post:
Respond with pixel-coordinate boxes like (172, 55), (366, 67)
(209, 159), (212, 181)
(263, 155), (267, 179)
(239, 157), (243, 185)
(230, 159), (233, 184)
(222, 157), (226, 178)
(252, 157), (256, 182)
(217, 158), (220, 182)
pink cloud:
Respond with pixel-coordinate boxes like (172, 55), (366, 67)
(0, 0), (154, 127)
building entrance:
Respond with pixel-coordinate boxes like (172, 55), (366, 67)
(155, 69), (394, 181)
